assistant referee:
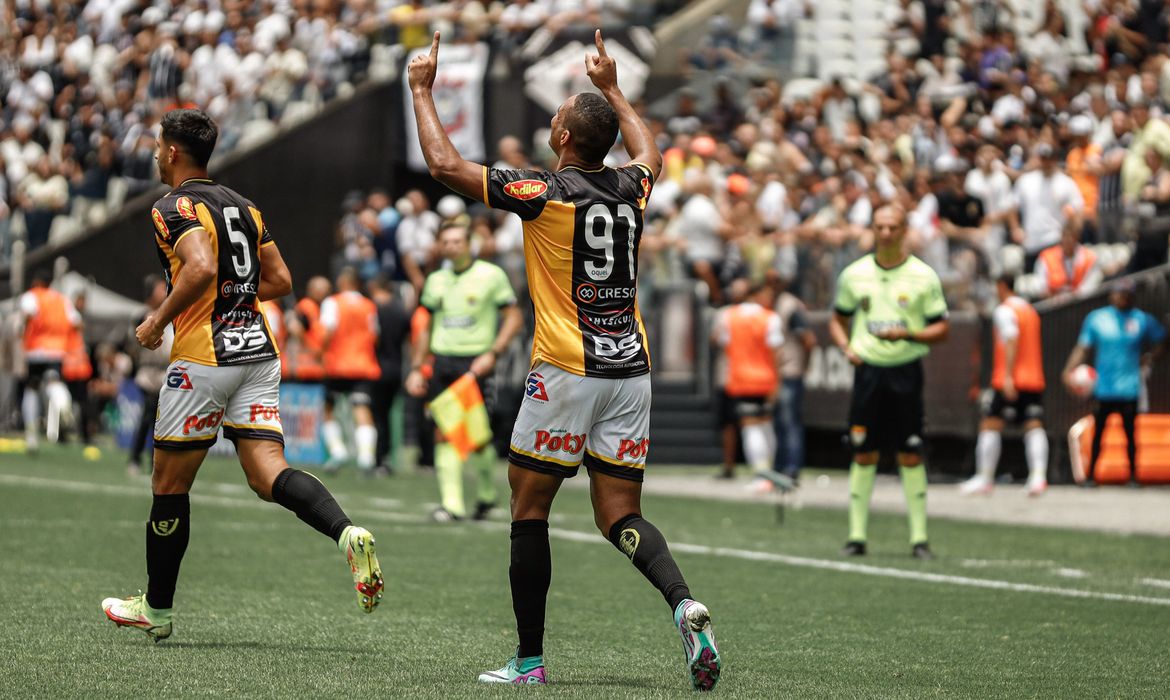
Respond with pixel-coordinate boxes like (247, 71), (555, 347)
(829, 204), (950, 560)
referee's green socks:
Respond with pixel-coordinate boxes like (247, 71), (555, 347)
(900, 465), (928, 545)
(847, 462), (877, 542)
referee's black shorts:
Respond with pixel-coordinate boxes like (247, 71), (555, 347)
(847, 359), (924, 455)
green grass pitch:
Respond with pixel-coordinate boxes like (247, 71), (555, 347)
(0, 445), (1167, 698)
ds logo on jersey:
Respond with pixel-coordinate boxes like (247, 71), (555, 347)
(176, 196), (198, 221)
(592, 332), (642, 363)
(503, 180), (548, 200)
(525, 372), (549, 401)
(166, 367), (193, 390)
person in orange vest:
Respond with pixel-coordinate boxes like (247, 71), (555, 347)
(288, 276), (331, 382)
(62, 291), (95, 447)
(960, 275), (1049, 496)
(319, 267), (381, 471)
(712, 281), (787, 493)
(18, 270), (80, 451)
(260, 297), (289, 378)
(1034, 223), (1102, 298)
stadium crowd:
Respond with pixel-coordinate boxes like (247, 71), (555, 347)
(0, 0), (676, 261)
(327, 1), (1170, 314)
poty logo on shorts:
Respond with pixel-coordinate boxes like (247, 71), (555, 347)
(534, 430), (585, 455)
(617, 438), (649, 461)
(503, 179), (548, 201)
(249, 404), (281, 423)
(183, 409), (224, 435)
(166, 367), (193, 390)
(525, 372), (549, 401)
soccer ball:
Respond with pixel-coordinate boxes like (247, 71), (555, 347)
(1068, 364), (1097, 398)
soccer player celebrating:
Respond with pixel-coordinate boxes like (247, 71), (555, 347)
(102, 110), (383, 642)
(960, 275), (1049, 496)
(408, 31), (721, 690)
(829, 204), (950, 560)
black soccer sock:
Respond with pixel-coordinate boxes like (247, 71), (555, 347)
(510, 519), (551, 659)
(145, 493), (190, 610)
(271, 468), (352, 541)
(608, 513), (692, 612)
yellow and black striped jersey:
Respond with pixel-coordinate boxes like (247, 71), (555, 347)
(150, 178), (278, 367)
(482, 163), (654, 378)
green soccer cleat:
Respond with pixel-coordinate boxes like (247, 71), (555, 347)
(343, 526), (384, 613)
(477, 652), (547, 685)
(101, 593), (173, 642)
(675, 599), (721, 691)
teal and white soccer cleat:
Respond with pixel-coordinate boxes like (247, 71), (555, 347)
(101, 593), (173, 642)
(675, 599), (721, 691)
(477, 652), (547, 685)
(343, 526), (384, 613)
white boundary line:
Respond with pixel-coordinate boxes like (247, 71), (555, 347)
(5, 472), (1170, 608)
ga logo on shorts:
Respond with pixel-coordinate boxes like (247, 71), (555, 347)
(525, 372), (549, 402)
(166, 367), (193, 390)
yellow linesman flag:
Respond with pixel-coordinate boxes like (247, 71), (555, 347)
(429, 373), (493, 460)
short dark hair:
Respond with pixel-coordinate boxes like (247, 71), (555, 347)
(565, 93), (618, 164)
(160, 109), (218, 167)
(996, 273), (1016, 290)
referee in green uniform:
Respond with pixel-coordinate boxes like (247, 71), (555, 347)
(829, 205), (950, 560)
(405, 223), (523, 521)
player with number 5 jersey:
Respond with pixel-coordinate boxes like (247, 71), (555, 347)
(408, 29), (720, 691)
(102, 109), (384, 645)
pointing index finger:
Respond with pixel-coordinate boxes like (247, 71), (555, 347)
(430, 31), (440, 59)
(594, 29), (607, 57)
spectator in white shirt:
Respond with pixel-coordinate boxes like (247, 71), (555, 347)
(1009, 142), (1084, 267)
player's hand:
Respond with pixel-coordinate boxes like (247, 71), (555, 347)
(469, 351), (496, 379)
(584, 29), (618, 93)
(1002, 380), (1018, 403)
(843, 347), (862, 366)
(875, 327), (908, 342)
(405, 368), (428, 397)
(408, 31), (440, 92)
(135, 315), (164, 350)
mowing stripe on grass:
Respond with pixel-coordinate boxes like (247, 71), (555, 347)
(4, 472), (1170, 608)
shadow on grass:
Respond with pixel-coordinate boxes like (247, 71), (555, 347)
(154, 640), (372, 654)
(553, 676), (672, 690)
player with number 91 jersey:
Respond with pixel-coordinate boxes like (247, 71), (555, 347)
(150, 179), (278, 366)
(483, 163), (653, 378)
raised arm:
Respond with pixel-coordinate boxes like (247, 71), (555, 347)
(407, 32), (485, 200)
(585, 30), (661, 179)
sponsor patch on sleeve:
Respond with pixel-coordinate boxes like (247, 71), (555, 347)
(176, 196), (198, 221)
(151, 208), (170, 240)
(502, 179), (548, 201)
